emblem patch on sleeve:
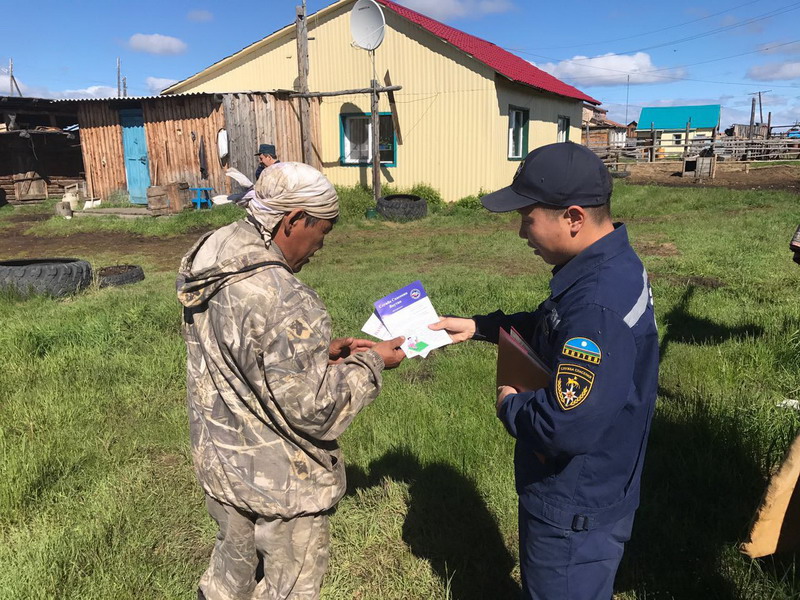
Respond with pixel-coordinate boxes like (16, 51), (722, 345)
(562, 337), (601, 364)
(555, 363), (595, 411)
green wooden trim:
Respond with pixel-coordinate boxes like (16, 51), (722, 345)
(339, 112), (396, 167)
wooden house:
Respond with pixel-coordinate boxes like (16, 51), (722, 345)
(162, 0), (598, 202)
(635, 105), (720, 156)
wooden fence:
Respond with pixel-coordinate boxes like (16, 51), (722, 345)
(587, 137), (800, 164)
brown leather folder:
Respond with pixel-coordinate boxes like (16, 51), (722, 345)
(496, 327), (552, 391)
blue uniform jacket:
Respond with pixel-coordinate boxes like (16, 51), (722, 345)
(473, 224), (658, 530)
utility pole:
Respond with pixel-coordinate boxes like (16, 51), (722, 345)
(8, 58), (23, 97)
(748, 97), (756, 140)
(624, 74), (630, 124)
(749, 90), (771, 126)
(117, 58), (121, 98)
(122, 76), (127, 98)
(295, 0), (313, 165)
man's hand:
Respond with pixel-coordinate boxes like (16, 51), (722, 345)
(328, 337), (376, 364)
(372, 336), (406, 369)
(496, 385), (519, 413)
(428, 317), (476, 344)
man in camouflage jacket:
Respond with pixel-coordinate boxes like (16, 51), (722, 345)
(177, 162), (404, 600)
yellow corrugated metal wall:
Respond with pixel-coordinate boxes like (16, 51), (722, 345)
(168, 1), (586, 201)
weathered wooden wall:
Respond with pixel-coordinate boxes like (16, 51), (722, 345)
(77, 103), (127, 200)
(76, 93), (321, 202)
(223, 92), (322, 187)
(141, 95), (227, 193)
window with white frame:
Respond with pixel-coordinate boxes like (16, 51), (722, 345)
(557, 116), (570, 142)
(341, 113), (396, 165)
(508, 107), (529, 160)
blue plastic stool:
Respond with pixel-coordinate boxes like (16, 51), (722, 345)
(189, 187), (213, 210)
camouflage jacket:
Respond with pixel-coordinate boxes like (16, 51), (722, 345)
(177, 220), (384, 518)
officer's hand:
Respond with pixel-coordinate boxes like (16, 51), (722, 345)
(372, 336), (406, 369)
(428, 317), (476, 344)
(496, 385), (518, 413)
(329, 337), (375, 364)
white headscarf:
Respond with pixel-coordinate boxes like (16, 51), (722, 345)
(246, 162), (339, 247)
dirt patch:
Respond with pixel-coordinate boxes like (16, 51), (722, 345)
(650, 273), (726, 288)
(626, 163), (800, 192)
(634, 241), (680, 256)
(0, 214), (210, 271)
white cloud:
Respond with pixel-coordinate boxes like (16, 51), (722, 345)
(537, 53), (686, 87)
(128, 33), (187, 55)
(187, 10), (213, 22)
(146, 77), (178, 93)
(747, 61), (800, 81)
(58, 86), (118, 99)
(0, 72), (117, 99)
(395, 0), (513, 19)
(758, 41), (800, 55)
(719, 14), (765, 34)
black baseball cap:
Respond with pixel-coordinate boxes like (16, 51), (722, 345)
(481, 142), (612, 213)
(255, 143), (276, 156)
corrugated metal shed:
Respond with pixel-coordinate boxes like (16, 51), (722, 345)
(636, 105), (721, 131)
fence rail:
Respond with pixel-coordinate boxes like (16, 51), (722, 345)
(587, 137), (800, 163)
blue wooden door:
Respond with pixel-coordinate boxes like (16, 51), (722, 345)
(119, 109), (151, 204)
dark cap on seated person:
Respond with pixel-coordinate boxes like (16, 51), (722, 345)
(481, 141), (612, 213)
(255, 143), (276, 156)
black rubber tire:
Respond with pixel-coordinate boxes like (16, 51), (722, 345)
(0, 258), (92, 298)
(610, 170), (631, 179)
(97, 265), (145, 288)
(376, 194), (428, 221)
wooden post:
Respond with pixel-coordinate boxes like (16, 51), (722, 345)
(650, 122), (656, 163)
(684, 119), (691, 159)
(371, 77), (381, 202)
(767, 112), (772, 139)
(295, 2), (313, 165)
(749, 97), (756, 140)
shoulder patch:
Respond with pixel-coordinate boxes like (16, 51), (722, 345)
(562, 337), (601, 364)
(555, 363), (595, 411)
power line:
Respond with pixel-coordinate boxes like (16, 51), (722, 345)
(526, 0), (762, 51)
(510, 1), (800, 65)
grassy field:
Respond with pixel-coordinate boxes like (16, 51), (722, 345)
(1, 183), (800, 599)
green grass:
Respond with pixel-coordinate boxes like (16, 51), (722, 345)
(1, 183), (800, 599)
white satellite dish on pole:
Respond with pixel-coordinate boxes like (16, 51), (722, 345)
(350, 0), (385, 51)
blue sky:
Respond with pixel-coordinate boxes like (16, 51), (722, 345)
(2, 0), (799, 129)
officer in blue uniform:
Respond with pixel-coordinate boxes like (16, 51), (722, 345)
(431, 142), (659, 599)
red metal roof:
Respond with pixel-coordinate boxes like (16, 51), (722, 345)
(375, 0), (599, 104)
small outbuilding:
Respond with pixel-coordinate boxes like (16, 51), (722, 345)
(635, 104), (720, 156)
(55, 92), (320, 204)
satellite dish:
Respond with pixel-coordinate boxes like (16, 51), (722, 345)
(350, 0), (385, 51)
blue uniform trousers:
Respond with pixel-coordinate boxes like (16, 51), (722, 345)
(519, 503), (634, 600)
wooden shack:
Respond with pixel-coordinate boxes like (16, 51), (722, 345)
(57, 91), (321, 204)
(0, 96), (84, 206)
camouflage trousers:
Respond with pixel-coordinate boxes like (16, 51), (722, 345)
(199, 495), (331, 600)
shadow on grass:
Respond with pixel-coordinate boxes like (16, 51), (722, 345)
(660, 286), (764, 359)
(615, 386), (768, 598)
(348, 448), (520, 600)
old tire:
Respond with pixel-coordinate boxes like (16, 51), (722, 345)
(98, 265), (145, 288)
(610, 170), (631, 179)
(0, 258), (92, 298)
(376, 194), (427, 221)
